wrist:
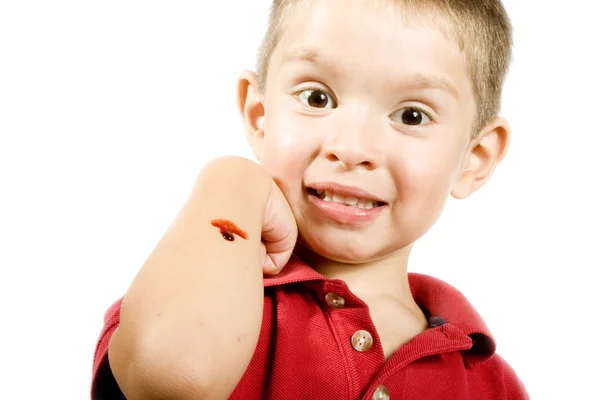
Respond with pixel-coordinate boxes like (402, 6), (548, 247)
(192, 156), (272, 220)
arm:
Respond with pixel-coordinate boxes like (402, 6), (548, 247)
(108, 156), (271, 400)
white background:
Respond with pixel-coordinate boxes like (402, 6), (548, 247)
(1, 1), (599, 399)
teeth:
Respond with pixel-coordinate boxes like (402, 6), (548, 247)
(313, 189), (381, 208)
(332, 193), (345, 204)
(345, 196), (358, 206)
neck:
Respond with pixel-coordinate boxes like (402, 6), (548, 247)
(294, 244), (417, 308)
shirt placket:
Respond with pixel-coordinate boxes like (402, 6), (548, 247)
(311, 279), (389, 399)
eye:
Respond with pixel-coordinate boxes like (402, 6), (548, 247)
(391, 107), (432, 126)
(296, 88), (336, 109)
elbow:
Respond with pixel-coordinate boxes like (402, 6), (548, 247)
(123, 359), (215, 400)
(109, 326), (238, 400)
(108, 327), (218, 400)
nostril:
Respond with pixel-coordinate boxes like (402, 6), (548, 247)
(325, 152), (340, 163)
(324, 151), (377, 170)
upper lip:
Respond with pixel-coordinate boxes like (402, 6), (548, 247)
(307, 182), (387, 204)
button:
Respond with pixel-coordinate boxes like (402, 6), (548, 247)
(372, 385), (390, 400)
(325, 292), (345, 309)
(351, 330), (373, 352)
(428, 316), (447, 328)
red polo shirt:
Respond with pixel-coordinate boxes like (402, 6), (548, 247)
(92, 256), (528, 399)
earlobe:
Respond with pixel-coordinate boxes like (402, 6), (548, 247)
(451, 118), (511, 199)
(451, 170), (476, 199)
(237, 71), (266, 161)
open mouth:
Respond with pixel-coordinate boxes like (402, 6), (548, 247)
(307, 188), (386, 209)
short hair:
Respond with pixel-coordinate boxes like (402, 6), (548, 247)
(256, 0), (513, 136)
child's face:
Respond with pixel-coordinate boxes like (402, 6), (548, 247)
(243, 0), (488, 263)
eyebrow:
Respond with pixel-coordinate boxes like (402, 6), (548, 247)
(280, 47), (341, 76)
(281, 47), (322, 65)
(407, 74), (460, 100)
(280, 47), (460, 100)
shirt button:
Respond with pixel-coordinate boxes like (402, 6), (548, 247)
(351, 330), (373, 352)
(372, 385), (390, 400)
(325, 292), (345, 309)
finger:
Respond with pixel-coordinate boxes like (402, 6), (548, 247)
(268, 249), (293, 274)
(261, 242), (278, 275)
(262, 256), (279, 275)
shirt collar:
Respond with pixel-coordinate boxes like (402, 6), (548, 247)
(408, 272), (496, 366)
(264, 255), (496, 366)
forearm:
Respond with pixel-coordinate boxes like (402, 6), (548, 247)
(109, 156), (270, 400)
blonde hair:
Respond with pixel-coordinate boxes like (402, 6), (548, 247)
(256, 0), (513, 136)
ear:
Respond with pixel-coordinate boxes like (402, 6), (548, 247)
(237, 70), (265, 161)
(451, 117), (511, 199)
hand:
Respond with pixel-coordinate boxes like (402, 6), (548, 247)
(261, 178), (298, 275)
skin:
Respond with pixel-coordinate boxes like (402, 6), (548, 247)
(109, 158), (297, 400)
(239, 0), (510, 355)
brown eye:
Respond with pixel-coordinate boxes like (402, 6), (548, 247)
(297, 89), (336, 109)
(391, 107), (432, 126)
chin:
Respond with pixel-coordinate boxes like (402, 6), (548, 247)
(297, 230), (401, 265)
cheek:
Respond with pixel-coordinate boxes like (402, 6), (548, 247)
(395, 144), (461, 208)
(404, 167), (452, 207)
(259, 107), (315, 188)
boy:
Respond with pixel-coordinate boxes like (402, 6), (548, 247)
(92, 0), (528, 398)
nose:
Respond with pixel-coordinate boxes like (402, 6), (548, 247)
(322, 110), (382, 170)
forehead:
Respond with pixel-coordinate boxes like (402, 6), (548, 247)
(269, 0), (472, 100)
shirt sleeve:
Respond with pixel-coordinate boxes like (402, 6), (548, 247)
(501, 357), (529, 400)
(478, 353), (530, 400)
(91, 298), (126, 400)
